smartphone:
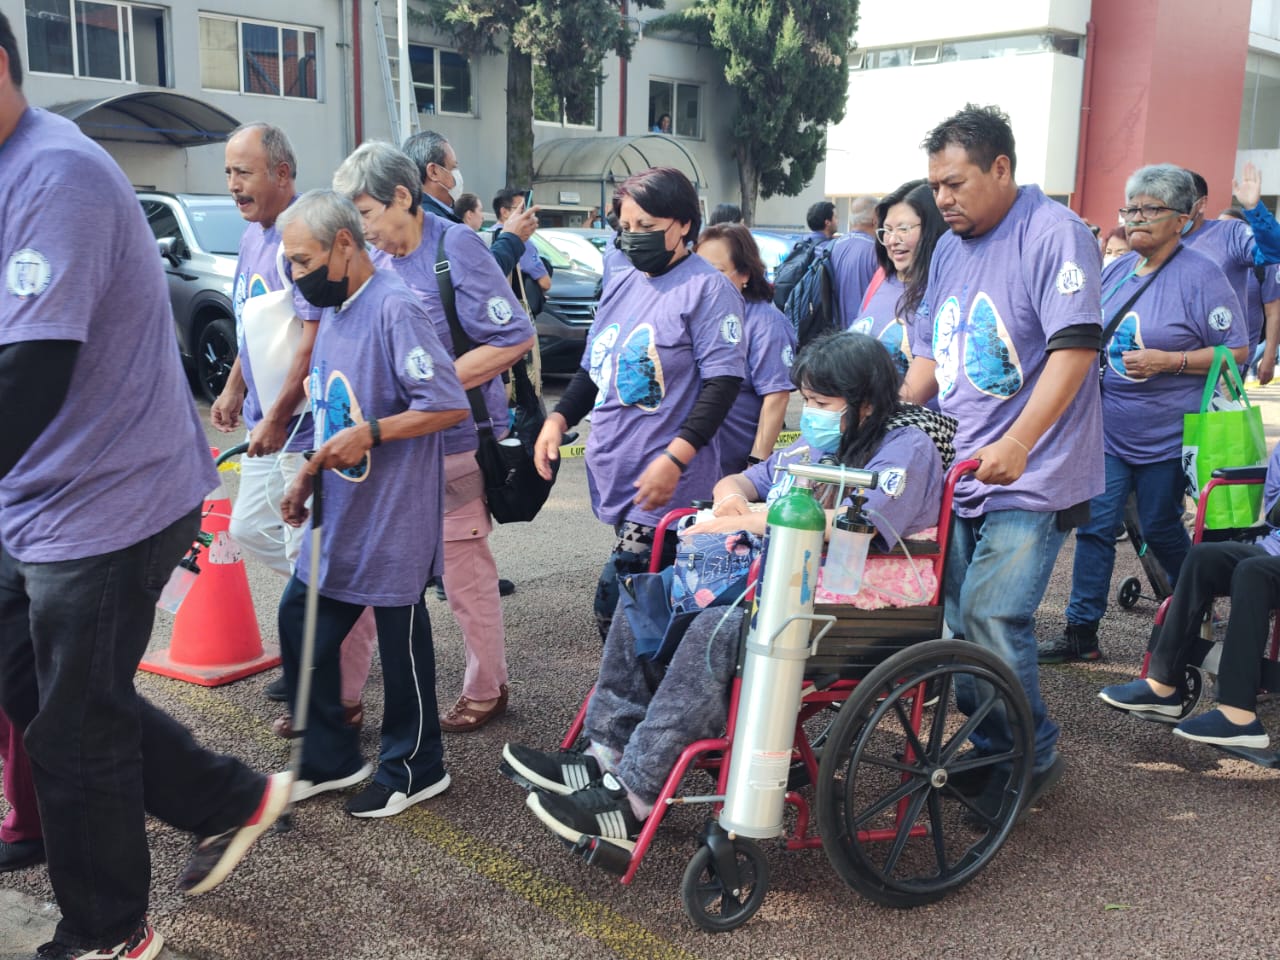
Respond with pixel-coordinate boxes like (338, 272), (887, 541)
(522, 189), (534, 211)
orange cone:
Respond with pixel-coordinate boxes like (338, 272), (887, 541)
(141, 448), (281, 686)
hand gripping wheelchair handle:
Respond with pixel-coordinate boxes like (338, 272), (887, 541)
(214, 441), (250, 467)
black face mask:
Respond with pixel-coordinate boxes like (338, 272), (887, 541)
(619, 228), (675, 275)
(295, 258), (350, 308)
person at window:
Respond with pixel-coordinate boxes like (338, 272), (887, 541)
(1099, 438), (1280, 749)
(695, 223), (796, 473)
(1044, 165), (1247, 665)
(504, 332), (949, 849)
(453, 192), (485, 231)
(652, 112), (672, 134)
(533, 166), (747, 641)
(333, 142), (535, 732)
(847, 179), (946, 380)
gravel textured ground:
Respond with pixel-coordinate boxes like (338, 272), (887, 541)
(4, 388), (1280, 960)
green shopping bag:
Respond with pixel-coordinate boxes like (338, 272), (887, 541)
(1181, 345), (1267, 529)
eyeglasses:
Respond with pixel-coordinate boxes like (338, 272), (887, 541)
(875, 223), (921, 243)
(1118, 204), (1179, 221)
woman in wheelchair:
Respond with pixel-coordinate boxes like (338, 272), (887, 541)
(1098, 441), (1280, 748)
(501, 332), (957, 848)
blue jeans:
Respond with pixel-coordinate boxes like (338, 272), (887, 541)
(1066, 454), (1189, 626)
(0, 510), (265, 948)
(945, 508), (1065, 772)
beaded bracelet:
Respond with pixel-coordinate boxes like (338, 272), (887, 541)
(1176, 352), (1188, 375)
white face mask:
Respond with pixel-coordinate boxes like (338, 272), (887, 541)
(447, 167), (465, 204)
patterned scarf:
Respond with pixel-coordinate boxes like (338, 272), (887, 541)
(885, 404), (958, 471)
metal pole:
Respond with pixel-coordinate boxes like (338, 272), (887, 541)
(397, 0), (412, 145)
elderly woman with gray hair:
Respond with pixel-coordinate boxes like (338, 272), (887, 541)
(1039, 164), (1249, 664)
(331, 141), (535, 732)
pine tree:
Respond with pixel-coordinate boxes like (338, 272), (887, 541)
(649, 0), (859, 224)
(419, 0), (659, 187)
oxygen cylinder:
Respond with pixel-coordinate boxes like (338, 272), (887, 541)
(719, 482), (827, 839)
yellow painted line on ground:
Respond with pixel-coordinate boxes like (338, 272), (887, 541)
(558, 429), (799, 461)
(139, 675), (704, 960)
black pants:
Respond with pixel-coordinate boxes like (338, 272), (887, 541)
(1149, 541), (1280, 711)
(0, 509), (264, 948)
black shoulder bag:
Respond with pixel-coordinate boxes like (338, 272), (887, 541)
(435, 230), (559, 523)
(1099, 245), (1184, 371)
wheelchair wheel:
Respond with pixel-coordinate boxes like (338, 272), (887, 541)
(1183, 664), (1205, 717)
(1117, 576), (1142, 609)
(816, 639), (1034, 909)
(680, 837), (770, 932)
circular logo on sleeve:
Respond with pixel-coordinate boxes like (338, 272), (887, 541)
(878, 467), (907, 499)
(781, 344), (795, 367)
(487, 296), (514, 325)
(1056, 260), (1084, 295)
(721, 314), (743, 344)
(6, 248), (52, 299)
(1208, 307), (1233, 331)
(404, 346), (435, 381)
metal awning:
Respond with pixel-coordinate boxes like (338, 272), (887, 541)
(532, 134), (708, 213)
(46, 92), (240, 147)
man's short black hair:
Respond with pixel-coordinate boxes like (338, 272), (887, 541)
(493, 187), (522, 216)
(1, 11), (22, 88)
(1184, 169), (1209, 200)
(806, 200), (836, 231)
(922, 103), (1017, 177)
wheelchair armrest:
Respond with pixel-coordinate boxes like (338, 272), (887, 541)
(1210, 466), (1267, 482)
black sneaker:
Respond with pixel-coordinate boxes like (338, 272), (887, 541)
(0, 837), (44, 872)
(264, 674), (288, 702)
(179, 772), (292, 896)
(526, 773), (642, 849)
(345, 772), (451, 819)
(501, 743), (601, 795)
(965, 753), (1065, 827)
(1037, 623), (1102, 664)
(36, 917), (163, 960)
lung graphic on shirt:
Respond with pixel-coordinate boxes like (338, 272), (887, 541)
(850, 315), (874, 336)
(1106, 312), (1146, 381)
(616, 323), (665, 411)
(934, 292), (1023, 399)
(588, 323), (620, 408)
(877, 319), (911, 377)
(311, 367), (370, 482)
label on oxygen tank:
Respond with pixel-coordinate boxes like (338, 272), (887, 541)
(747, 750), (791, 790)
(206, 531), (242, 565)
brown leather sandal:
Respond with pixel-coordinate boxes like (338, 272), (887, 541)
(271, 701), (364, 739)
(439, 684), (508, 732)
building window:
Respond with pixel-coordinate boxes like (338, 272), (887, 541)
(198, 14), (319, 100)
(25, 0), (169, 85)
(1240, 50), (1280, 150)
(407, 44), (474, 116)
(860, 32), (1082, 70)
(533, 63), (598, 128)
(649, 78), (701, 138)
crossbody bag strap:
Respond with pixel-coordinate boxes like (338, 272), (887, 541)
(435, 229), (493, 428)
(1099, 245), (1184, 369)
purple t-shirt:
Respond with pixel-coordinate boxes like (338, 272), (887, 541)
(1260, 441), (1280, 557)
(1185, 219), (1268, 357)
(518, 238), (548, 279)
(233, 208), (322, 450)
(912, 185), (1104, 516)
(743, 426), (942, 548)
(388, 215), (534, 456)
(1100, 248), (1243, 463)
(0, 108), (217, 562)
(848, 274), (913, 377)
(831, 233), (880, 330)
(298, 269), (467, 605)
(583, 254), (747, 526)
(717, 298), (797, 474)
(602, 246), (630, 291)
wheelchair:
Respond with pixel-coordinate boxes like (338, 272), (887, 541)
(1118, 466), (1280, 769)
(535, 460), (1036, 932)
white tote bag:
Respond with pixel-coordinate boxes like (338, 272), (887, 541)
(240, 243), (306, 416)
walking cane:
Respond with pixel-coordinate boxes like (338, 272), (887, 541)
(278, 460), (323, 832)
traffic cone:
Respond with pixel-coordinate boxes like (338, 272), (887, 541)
(141, 447), (281, 686)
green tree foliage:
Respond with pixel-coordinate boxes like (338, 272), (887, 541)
(419, 0), (660, 186)
(649, 0), (858, 223)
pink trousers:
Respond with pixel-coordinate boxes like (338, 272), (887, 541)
(0, 706), (40, 843)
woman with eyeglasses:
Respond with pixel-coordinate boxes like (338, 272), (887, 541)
(847, 179), (946, 379)
(1041, 164), (1248, 664)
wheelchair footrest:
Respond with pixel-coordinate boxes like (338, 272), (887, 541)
(1211, 744), (1280, 769)
(569, 834), (633, 875)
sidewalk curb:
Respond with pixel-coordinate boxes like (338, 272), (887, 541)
(0, 889), (192, 960)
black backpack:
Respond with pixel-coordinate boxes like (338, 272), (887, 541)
(782, 244), (838, 347)
(772, 238), (818, 310)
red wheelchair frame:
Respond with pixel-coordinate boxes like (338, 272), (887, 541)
(546, 459), (1038, 930)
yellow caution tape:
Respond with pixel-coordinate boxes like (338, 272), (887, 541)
(217, 461), (242, 474)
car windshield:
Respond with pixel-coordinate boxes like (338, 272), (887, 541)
(182, 198), (248, 255)
(539, 231), (604, 274)
(529, 233), (576, 271)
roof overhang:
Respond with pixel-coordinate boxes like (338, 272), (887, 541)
(532, 134), (708, 196)
(46, 92), (240, 147)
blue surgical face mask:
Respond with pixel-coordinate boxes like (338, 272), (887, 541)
(800, 405), (847, 455)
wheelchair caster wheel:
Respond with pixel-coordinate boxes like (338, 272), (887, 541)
(680, 837), (770, 932)
(1182, 664), (1204, 716)
(1117, 577), (1142, 609)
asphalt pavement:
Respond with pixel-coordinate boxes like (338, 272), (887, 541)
(4, 384), (1280, 960)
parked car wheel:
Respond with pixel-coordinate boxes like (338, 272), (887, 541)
(196, 315), (236, 403)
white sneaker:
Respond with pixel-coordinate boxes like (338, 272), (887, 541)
(346, 772), (452, 818)
(292, 763), (373, 802)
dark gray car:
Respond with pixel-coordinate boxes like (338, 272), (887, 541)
(137, 192), (246, 401)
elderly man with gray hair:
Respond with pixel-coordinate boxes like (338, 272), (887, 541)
(832, 194), (882, 328)
(275, 189), (470, 818)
